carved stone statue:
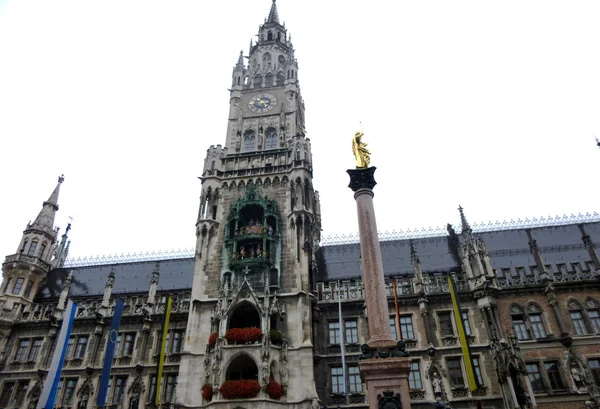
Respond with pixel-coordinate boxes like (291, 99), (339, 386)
(432, 372), (442, 395)
(352, 131), (371, 168)
(571, 365), (585, 390)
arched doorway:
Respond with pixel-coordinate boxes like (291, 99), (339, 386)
(229, 303), (260, 329)
(226, 354), (259, 380)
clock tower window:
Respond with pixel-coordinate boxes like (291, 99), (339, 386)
(265, 128), (277, 150)
(276, 72), (284, 86)
(265, 73), (274, 87)
(254, 74), (263, 88)
(243, 130), (256, 152)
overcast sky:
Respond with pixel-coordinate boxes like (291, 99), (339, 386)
(1, 0), (599, 262)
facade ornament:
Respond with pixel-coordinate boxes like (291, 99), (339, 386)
(150, 262), (160, 285)
(106, 267), (116, 289)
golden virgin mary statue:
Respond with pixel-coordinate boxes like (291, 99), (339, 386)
(352, 131), (371, 168)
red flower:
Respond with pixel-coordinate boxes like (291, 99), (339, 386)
(202, 384), (213, 402)
(220, 379), (261, 399)
(208, 332), (219, 348)
(225, 327), (263, 344)
(266, 379), (282, 400)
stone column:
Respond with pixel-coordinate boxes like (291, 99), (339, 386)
(347, 166), (411, 409)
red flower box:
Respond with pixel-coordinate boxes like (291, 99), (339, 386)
(208, 332), (219, 348)
(220, 379), (260, 399)
(202, 384), (213, 402)
(266, 379), (282, 400)
(225, 327), (262, 344)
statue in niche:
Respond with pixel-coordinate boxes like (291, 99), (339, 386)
(352, 131), (371, 168)
(432, 372), (443, 395)
(240, 246), (246, 259)
(256, 244), (262, 257)
(571, 364), (585, 390)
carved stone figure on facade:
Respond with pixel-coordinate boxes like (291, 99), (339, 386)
(432, 372), (443, 396)
(571, 364), (585, 391)
(261, 359), (270, 388)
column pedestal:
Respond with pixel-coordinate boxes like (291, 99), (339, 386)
(360, 358), (412, 409)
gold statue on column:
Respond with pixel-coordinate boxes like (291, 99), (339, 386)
(352, 131), (370, 168)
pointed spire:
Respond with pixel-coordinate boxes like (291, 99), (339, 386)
(236, 50), (244, 70)
(249, 38), (253, 54)
(458, 205), (471, 232)
(31, 175), (64, 234)
(267, 0), (279, 23)
(52, 221), (72, 268)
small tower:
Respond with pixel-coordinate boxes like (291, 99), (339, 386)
(1, 176), (65, 314)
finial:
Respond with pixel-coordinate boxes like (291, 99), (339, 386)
(458, 205), (471, 232)
(109, 266), (116, 278)
(62, 271), (73, 290)
(58, 174), (65, 183)
(409, 240), (420, 264)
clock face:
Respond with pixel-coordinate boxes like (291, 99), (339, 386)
(248, 93), (277, 113)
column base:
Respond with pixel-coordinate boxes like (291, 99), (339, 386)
(359, 357), (412, 409)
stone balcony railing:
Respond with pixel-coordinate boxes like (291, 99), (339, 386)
(18, 292), (191, 323)
(3, 253), (51, 271)
(497, 261), (597, 288)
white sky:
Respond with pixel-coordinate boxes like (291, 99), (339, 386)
(0, 0), (599, 261)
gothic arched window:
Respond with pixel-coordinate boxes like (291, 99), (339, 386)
(587, 298), (600, 334)
(28, 240), (38, 256)
(568, 300), (589, 335)
(276, 71), (284, 86)
(264, 128), (277, 150)
(268, 31), (273, 41)
(511, 305), (529, 340)
(265, 73), (274, 87)
(243, 130), (256, 152)
(254, 74), (263, 88)
(527, 303), (547, 339)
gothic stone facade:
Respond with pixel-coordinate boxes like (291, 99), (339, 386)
(2, 2), (600, 409)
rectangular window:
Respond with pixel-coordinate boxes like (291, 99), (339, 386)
(328, 322), (341, 345)
(56, 379), (64, 405)
(570, 311), (588, 335)
(148, 375), (157, 402)
(28, 338), (43, 362)
(15, 339), (29, 362)
(331, 367), (344, 394)
(345, 320), (358, 344)
(588, 310), (600, 334)
(12, 278), (24, 295)
(409, 361), (422, 390)
(513, 316), (529, 340)
(589, 359), (600, 387)
(27, 241), (37, 256)
(62, 378), (77, 405)
(0, 382), (14, 408)
(544, 361), (564, 390)
(446, 358), (465, 387)
(23, 281), (33, 298)
(113, 335), (122, 357)
(527, 363), (543, 392)
(439, 312), (454, 337)
(112, 376), (127, 404)
(461, 311), (472, 336)
(3, 278), (12, 294)
(400, 316), (415, 339)
(10, 380), (28, 408)
(348, 366), (362, 394)
(390, 317), (398, 340)
(530, 314), (547, 339)
(123, 333), (135, 356)
(473, 357), (483, 386)
(165, 374), (178, 402)
(65, 337), (75, 360)
(75, 336), (88, 359)
(171, 330), (184, 354)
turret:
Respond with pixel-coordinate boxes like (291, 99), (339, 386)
(1, 176), (65, 314)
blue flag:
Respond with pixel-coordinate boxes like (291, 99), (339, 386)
(96, 298), (125, 407)
(37, 299), (78, 409)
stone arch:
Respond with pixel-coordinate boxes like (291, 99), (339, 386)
(281, 175), (289, 186)
(276, 71), (285, 85)
(254, 74), (263, 88)
(225, 353), (259, 381)
(229, 181), (237, 191)
(228, 301), (261, 330)
(238, 180), (246, 190)
(221, 182), (229, 190)
(265, 72), (274, 87)
(264, 177), (272, 187)
(272, 176), (281, 187)
(255, 178), (263, 186)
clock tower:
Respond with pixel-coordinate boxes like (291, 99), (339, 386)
(177, 1), (321, 408)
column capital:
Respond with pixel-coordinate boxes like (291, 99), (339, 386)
(347, 166), (377, 192)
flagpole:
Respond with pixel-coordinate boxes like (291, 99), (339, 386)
(155, 295), (173, 406)
(337, 281), (349, 403)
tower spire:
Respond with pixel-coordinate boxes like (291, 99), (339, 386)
(458, 205), (471, 233)
(267, 0), (279, 23)
(236, 50), (244, 69)
(30, 175), (64, 234)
